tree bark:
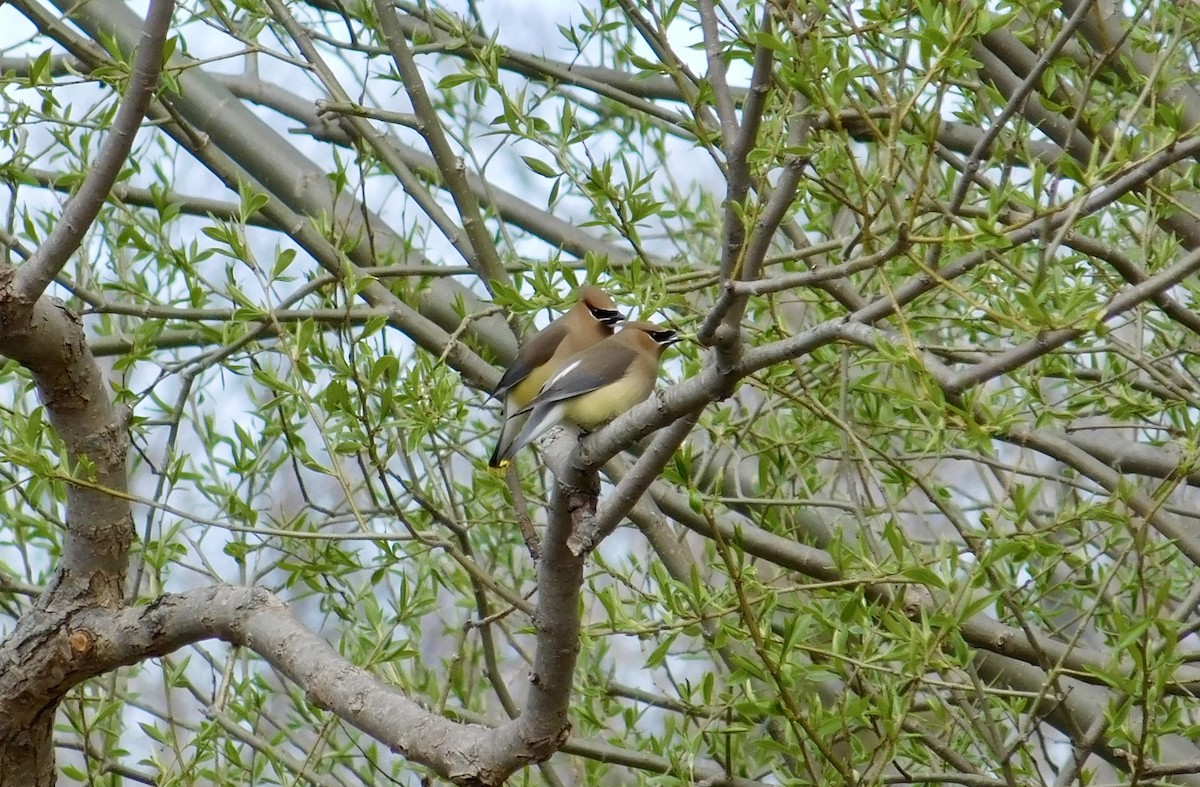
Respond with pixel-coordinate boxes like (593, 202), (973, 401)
(0, 292), (136, 786)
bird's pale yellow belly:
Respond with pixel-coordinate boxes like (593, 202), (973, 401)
(510, 366), (552, 410)
(561, 374), (654, 428)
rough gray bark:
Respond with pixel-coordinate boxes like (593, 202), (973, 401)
(0, 293), (135, 783)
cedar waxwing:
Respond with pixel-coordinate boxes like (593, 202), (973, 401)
(491, 321), (680, 466)
(488, 286), (623, 468)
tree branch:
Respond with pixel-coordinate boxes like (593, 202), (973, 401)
(45, 0), (512, 393)
(76, 586), (494, 779)
(0, 279), (134, 781)
(0, 290), (132, 603)
(214, 72), (638, 265)
(375, 0), (508, 288)
(975, 651), (1200, 786)
(944, 240), (1200, 395)
(697, 0), (739, 148)
(928, 0), (1093, 269)
(572, 411), (701, 555)
(15, 0), (173, 304)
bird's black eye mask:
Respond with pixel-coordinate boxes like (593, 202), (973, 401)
(589, 306), (623, 325)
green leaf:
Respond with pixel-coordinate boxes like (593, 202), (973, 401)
(521, 155), (558, 178)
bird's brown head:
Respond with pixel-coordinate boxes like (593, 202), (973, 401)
(578, 286), (623, 327)
(620, 320), (682, 356)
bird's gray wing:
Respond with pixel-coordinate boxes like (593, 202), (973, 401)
(489, 319), (569, 399)
(512, 343), (637, 414)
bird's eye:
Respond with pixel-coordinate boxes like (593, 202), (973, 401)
(651, 330), (678, 343)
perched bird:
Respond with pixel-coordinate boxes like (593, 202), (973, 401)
(488, 286), (623, 468)
(491, 321), (680, 466)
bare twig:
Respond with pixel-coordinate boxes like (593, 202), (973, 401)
(698, 0), (739, 148)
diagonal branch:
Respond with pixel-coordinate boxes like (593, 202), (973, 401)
(15, 0), (173, 304)
(375, 0), (508, 289)
(927, 0), (1095, 270)
(579, 132), (1197, 469)
(214, 72), (640, 266)
(260, 0), (495, 285)
(570, 410), (701, 555)
(944, 240), (1200, 395)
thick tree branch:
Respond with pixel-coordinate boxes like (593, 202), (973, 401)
(11, 569), (593, 786)
(0, 289), (131, 603)
(73, 586), (497, 781)
(1056, 431), (1200, 487)
(512, 484), (587, 753)
(0, 282), (133, 782)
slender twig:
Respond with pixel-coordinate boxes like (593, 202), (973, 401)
(374, 0), (508, 288)
(927, 0), (1096, 269)
(1053, 712), (1110, 787)
(944, 241), (1200, 395)
(392, 0), (707, 116)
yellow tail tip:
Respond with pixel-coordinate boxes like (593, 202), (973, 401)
(486, 460), (510, 474)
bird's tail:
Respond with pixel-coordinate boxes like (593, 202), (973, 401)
(492, 403), (566, 468)
(488, 410), (527, 469)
